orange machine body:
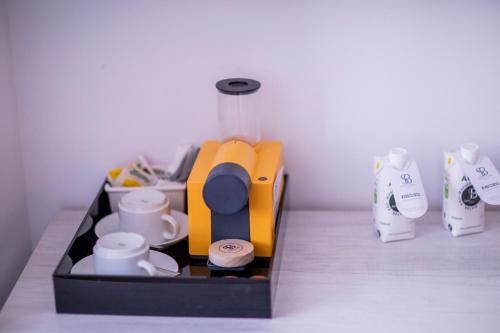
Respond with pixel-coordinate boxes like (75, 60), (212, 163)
(187, 140), (284, 257)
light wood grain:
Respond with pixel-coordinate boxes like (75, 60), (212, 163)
(1, 210), (500, 333)
(209, 239), (254, 268)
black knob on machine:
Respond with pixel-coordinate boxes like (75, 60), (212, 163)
(203, 162), (251, 215)
(202, 162), (251, 242)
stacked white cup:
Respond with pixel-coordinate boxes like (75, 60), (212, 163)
(93, 232), (158, 276)
(118, 189), (180, 246)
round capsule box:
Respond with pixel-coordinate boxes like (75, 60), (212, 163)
(208, 239), (255, 268)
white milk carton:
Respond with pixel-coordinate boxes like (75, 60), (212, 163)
(373, 148), (428, 242)
(443, 143), (500, 236)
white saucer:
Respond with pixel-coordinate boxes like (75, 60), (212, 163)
(70, 250), (179, 276)
(95, 210), (188, 248)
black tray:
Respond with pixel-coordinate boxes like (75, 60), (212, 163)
(52, 176), (288, 318)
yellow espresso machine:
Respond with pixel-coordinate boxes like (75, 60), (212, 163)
(187, 78), (284, 258)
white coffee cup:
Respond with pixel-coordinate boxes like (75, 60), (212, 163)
(118, 189), (180, 246)
(93, 232), (157, 276)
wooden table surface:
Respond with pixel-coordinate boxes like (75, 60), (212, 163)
(1, 210), (500, 333)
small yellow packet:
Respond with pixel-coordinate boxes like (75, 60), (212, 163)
(107, 166), (148, 187)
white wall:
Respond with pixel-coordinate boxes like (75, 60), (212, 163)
(0, 0), (31, 308)
(6, 0), (500, 245)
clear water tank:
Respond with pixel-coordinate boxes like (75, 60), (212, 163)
(215, 78), (261, 145)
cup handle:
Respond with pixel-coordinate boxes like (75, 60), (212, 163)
(137, 260), (157, 276)
(161, 214), (180, 240)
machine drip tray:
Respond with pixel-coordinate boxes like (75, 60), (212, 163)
(52, 177), (288, 318)
(206, 259), (248, 272)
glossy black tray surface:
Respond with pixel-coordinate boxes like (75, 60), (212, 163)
(53, 177), (288, 318)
